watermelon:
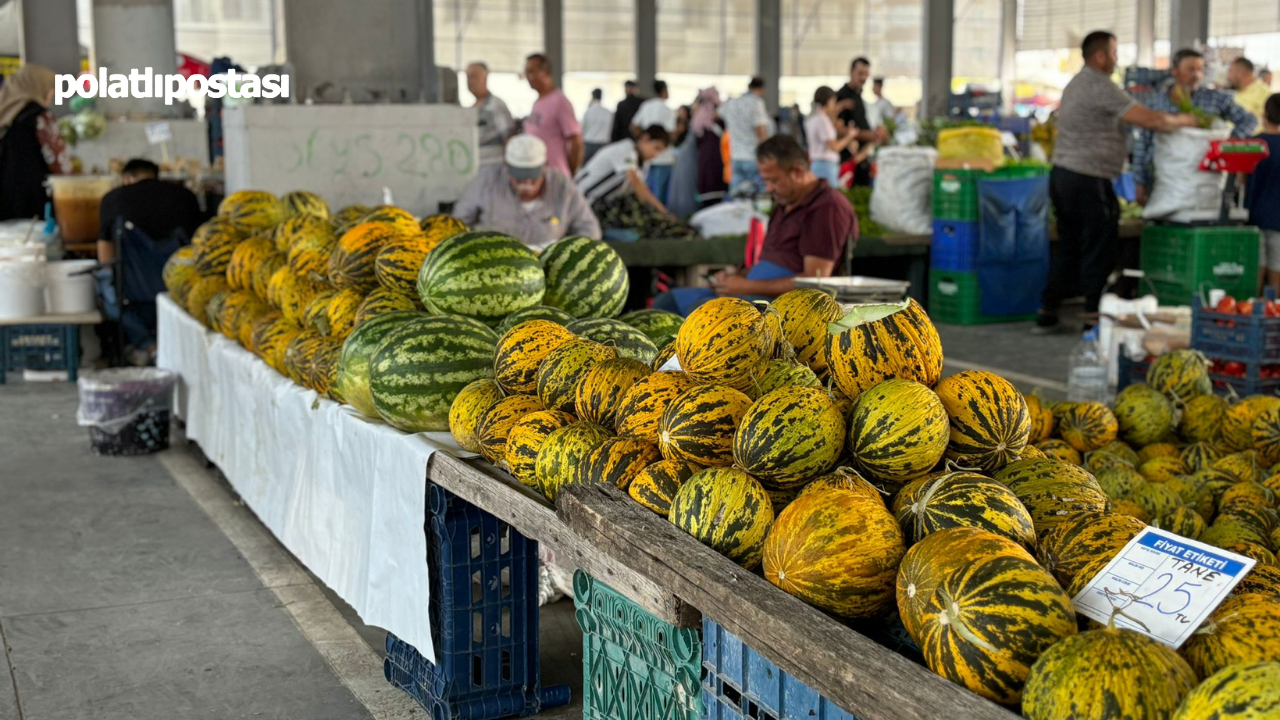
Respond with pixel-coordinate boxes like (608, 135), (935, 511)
(417, 231), (546, 325)
(539, 235), (628, 318)
(668, 467), (773, 568)
(618, 308), (684, 347)
(566, 318), (659, 365)
(497, 305), (575, 334)
(732, 387), (845, 489)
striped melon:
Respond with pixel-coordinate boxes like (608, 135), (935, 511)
(651, 341), (677, 372)
(280, 190), (329, 220)
(418, 231), (546, 325)
(1253, 406), (1280, 467)
(1103, 440), (1142, 465)
(576, 437), (662, 490)
(824, 298), (944, 401)
(1037, 439), (1083, 465)
(354, 288), (419, 326)
(1024, 392), (1055, 443)
(1182, 594), (1280, 678)
(1131, 483), (1183, 521)
(994, 458), (1109, 535)
(896, 528), (1035, 642)
(192, 216), (237, 247)
(751, 359), (821, 397)
(539, 235), (628, 318)
(798, 467), (886, 506)
(358, 206), (420, 237)
(1147, 349), (1212, 400)
(575, 358), (651, 428)
(301, 290), (338, 332)
(1138, 442), (1182, 463)
(245, 308), (283, 356)
(282, 330), (324, 385)
(1225, 397), (1280, 452)
(307, 336), (344, 397)
(314, 288), (363, 339)
(375, 232), (441, 295)
(1112, 499), (1151, 523)
(193, 229), (242, 277)
(250, 314), (301, 373)
(493, 320), (577, 395)
(675, 297), (775, 392)
(184, 275), (229, 325)
(935, 371), (1031, 473)
(1233, 563), (1280, 596)
(534, 422), (614, 501)
(892, 471), (1037, 549)
(732, 387), (845, 489)
(614, 372), (697, 443)
(368, 314), (499, 432)
(1139, 456), (1189, 483)
(846, 379), (950, 485)
(249, 251), (287, 302)
(329, 221), (406, 291)
(1096, 465), (1147, 499)
(274, 214), (331, 253)
(497, 305), (575, 334)
(1183, 442), (1222, 473)
(333, 312), (420, 418)
(763, 488), (905, 619)
(1022, 626), (1198, 720)
(505, 410), (577, 489)
(1173, 662), (1280, 720)
(1019, 445), (1048, 460)
(1036, 511), (1147, 588)
(1113, 384), (1175, 447)
(1088, 450), (1136, 474)
(917, 554), (1078, 704)
(162, 246), (199, 304)
(287, 226), (338, 280)
(628, 459), (701, 516)
(219, 190), (285, 232)
(1214, 451), (1263, 484)
(668, 467), (773, 568)
(658, 384), (753, 467)
(1153, 506), (1207, 539)
(419, 213), (469, 237)
(1057, 401), (1119, 453)
(567, 318), (659, 365)
(225, 235), (275, 291)
(476, 394), (545, 465)
(769, 288), (843, 376)
(1180, 394), (1227, 444)
(535, 338), (617, 413)
(331, 204), (374, 237)
(448, 378), (505, 453)
(618, 309), (684, 347)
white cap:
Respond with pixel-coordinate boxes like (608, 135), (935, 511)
(505, 134), (547, 180)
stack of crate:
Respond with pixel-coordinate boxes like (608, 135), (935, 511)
(1137, 224), (1260, 305)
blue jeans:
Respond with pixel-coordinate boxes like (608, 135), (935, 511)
(812, 159), (840, 188)
(730, 160), (763, 195)
(646, 164), (673, 205)
(651, 260), (796, 316)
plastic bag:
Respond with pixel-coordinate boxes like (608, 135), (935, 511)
(1143, 127), (1230, 220)
(76, 368), (177, 435)
(688, 200), (769, 238)
(937, 126), (1004, 165)
(870, 147), (937, 235)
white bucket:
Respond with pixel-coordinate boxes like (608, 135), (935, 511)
(0, 259), (47, 319)
(46, 260), (98, 314)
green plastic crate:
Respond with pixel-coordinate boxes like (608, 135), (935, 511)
(932, 165), (1051, 222)
(574, 571), (702, 720)
(1138, 224), (1260, 305)
(928, 269), (1037, 325)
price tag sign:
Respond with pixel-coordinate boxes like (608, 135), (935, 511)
(1072, 528), (1256, 648)
(145, 121), (173, 145)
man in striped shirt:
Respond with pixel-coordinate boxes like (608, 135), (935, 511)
(574, 124), (673, 214)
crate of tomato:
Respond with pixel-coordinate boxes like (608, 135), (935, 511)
(1191, 291), (1280, 364)
(1118, 352), (1280, 396)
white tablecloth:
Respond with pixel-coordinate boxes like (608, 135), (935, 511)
(156, 293), (440, 662)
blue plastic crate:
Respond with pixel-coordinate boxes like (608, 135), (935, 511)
(2, 324), (72, 372)
(930, 219), (980, 272)
(1192, 294), (1280, 364)
(702, 618), (859, 720)
(383, 484), (570, 720)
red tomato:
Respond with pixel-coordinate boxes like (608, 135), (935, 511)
(1224, 361), (1247, 377)
(1217, 296), (1238, 314)
(1238, 299), (1255, 315)
(1266, 301), (1280, 318)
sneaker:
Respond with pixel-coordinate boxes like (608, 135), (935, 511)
(1031, 311), (1061, 335)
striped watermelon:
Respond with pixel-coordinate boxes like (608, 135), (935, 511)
(628, 459), (701, 515)
(893, 471), (1037, 549)
(333, 312), (421, 418)
(505, 410), (578, 489)
(935, 371), (1031, 472)
(418, 231), (546, 326)
(658, 384), (753, 467)
(824, 298), (944, 401)
(448, 379), (505, 454)
(847, 379), (950, 485)
(614, 371), (698, 443)
(770, 288), (844, 376)
(566, 318), (659, 365)
(618, 309), (684, 347)
(497, 305), (575, 334)
(540, 236), (628, 318)
(668, 467), (773, 568)
(368, 315), (499, 432)
(732, 387), (845, 489)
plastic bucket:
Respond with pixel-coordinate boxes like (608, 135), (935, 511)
(48, 175), (115, 243)
(76, 368), (177, 456)
(0, 259), (46, 319)
(45, 260), (97, 314)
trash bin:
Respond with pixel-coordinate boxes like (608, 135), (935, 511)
(76, 368), (177, 456)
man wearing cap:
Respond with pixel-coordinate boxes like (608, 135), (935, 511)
(452, 134), (601, 251)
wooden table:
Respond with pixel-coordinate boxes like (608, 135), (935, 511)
(0, 310), (101, 383)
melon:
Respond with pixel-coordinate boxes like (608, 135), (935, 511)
(505, 410), (577, 490)
(799, 467), (886, 507)
(250, 314), (301, 373)
(1037, 439), (1083, 465)
(1153, 506), (1207, 539)
(493, 319), (577, 396)
(280, 190), (329, 220)
(751, 359), (822, 397)
(1113, 383), (1176, 447)
(354, 288), (420, 326)
(769, 288), (843, 376)
(219, 190), (285, 232)
(1140, 456), (1189, 483)
(574, 358), (652, 428)
(476, 394), (544, 466)
(935, 371), (1031, 472)
(675, 297), (775, 392)
(824, 299), (943, 401)
(893, 471), (1037, 549)
(1233, 563), (1280, 597)
(447, 378), (505, 454)
(331, 204), (374, 237)
(1138, 442), (1182, 463)
(614, 371), (698, 444)
(1182, 594), (1280, 679)
(1025, 392), (1055, 443)
(668, 467), (773, 568)
(496, 305), (575, 334)
(1057, 401), (1120, 453)
(618, 308), (684, 347)
(375, 232), (442, 296)
(628, 459), (701, 516)
(1182, 442), (1222, 473)
(1037, 511), (1147, 588)
(732, 387), (846, 489)
(846, 379), (950, 486)
(1173, 662), (1280, 720)
(566, 318), (659, 365)
(994, 458), (1110, 535)
(1179, 394), (1227, 444)
(535, 338), (617, 413)
(534, 422), (613, 501)
(417, 231), (545, 325)
(658, 384), (752, 467)
(575, 437), (662, 490)
(1146, 349), (1212, 400)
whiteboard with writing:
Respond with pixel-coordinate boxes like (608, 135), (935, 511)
(223, 104), (478, 217)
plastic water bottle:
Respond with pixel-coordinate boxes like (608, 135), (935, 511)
(1067, 328), (1109, 403)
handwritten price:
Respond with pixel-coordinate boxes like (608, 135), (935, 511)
(284, 130), (473, 180)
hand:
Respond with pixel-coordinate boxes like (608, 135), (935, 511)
(713, 273), (752, 296)
(874, 126), (890, 143)
(1135, 185), (1149, 206)
(1172, 113), (1200, 128)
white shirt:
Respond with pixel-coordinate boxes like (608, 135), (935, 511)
(721, 93), (770, 161)
(581, 101), (614, 144)
(868, 96), (895, 129)
(575, 139), (640, 204)
(631, 97), (677, 165)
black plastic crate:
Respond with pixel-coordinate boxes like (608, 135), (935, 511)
(1192, 295), (1280, 363)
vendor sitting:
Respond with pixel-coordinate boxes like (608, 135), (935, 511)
(452, 134), (601, 250)
(574, 124), (673, 214)
(652, 135), (856, 315)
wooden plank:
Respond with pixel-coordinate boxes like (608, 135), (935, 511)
(426, 452), (698, 628)
(557, 483), (1021, 720)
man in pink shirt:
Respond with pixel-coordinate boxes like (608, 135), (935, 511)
(524, 53), (583, 176)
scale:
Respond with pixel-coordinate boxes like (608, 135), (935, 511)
(1199, 138), (1270, 223)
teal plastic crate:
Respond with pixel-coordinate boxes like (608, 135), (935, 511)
(928, 269), (1036, 325)
(1138, 224), (1260, 305)
(932, 165), (1051, 222)
(574, 571), (702, 720)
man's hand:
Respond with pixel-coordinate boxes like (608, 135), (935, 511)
(1135, 185), (1149, 206)
(1171, 113), (1200, 129)
(713, 273), (753, 296)
(874, 126), (890, 143)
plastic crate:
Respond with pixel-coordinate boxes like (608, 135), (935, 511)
(383, 484), (571, 720)
(931, 165), (1052, 222)
(930, 219), (980, 272)
(702, 618), (859, 720)
(928, 269), (1036, 325)
(574, 571), (701, 720)
(1138, 224), (1260, 305)
(3, 324), (71, 372)
(1117, 353), (1280, 396)
(1191, 294), (1280, 363)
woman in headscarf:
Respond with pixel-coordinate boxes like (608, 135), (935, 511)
(0, 65), (72, 221)
(691, 87), (726, 205)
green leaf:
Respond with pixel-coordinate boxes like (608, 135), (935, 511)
(827, 299), (910, 335)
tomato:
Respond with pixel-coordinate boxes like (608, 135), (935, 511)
(1217, 295), (1238, 314)
(1237, 299), (1255, 315)
(1224, 361), (1247, 377)
(1266, 301), (1280, 318)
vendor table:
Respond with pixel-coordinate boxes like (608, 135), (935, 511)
(0, 310), (101, 384)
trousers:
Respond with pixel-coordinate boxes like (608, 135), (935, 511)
(1042, 166), (1120, 314)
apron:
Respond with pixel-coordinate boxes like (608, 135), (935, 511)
(668, 259), (795, 316)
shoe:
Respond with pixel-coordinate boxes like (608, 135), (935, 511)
(1030, 311), (1061, 335)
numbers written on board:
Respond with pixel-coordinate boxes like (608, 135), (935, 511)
(285, 130), (473, 179)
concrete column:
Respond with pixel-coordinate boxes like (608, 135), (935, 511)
(543, 0), (564, 88)
(1170, 0), (1210, 51)
(418, 0), (437, 102)
(636, 0), (657, 90)
(19, 0), (81, 81)
(92, 0), (179, 117)
(1136, 0), (1156, 67)
(756, 0), (781, 113)
(284, 0), (424, 104)
(921, 0), (954, 119)
(998, 0), (1016, 114)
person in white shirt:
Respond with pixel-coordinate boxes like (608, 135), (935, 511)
(575, 125), (672, 215)
(466, 62), (514, 165)
(805, 86), (858, 188)
(720, 76), (771, 194)
(581, 88), (614, 163)
(867, 78), (896, 130)
(629, 80), (678, 203)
